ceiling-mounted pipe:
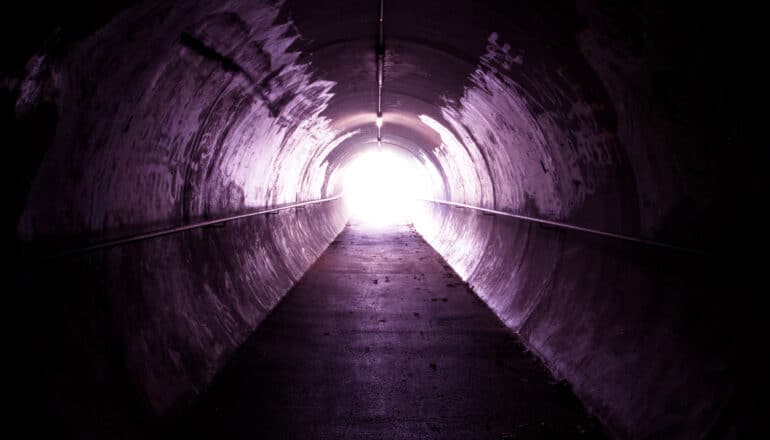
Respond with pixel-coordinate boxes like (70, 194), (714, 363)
(378, 0), (384, 49)
(375, 0), (385, 144)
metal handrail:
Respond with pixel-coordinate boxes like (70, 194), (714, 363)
(40, 195), (343, 260)
(420, 198), (709, 256)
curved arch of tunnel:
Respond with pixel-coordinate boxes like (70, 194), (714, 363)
(6, 0), (763, 438)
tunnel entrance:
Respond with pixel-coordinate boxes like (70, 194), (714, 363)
(342, 145), (433, 227)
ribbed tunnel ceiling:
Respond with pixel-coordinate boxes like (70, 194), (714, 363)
(6, 0), (766, 438)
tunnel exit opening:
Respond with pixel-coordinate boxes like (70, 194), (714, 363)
(342, 145), (432, 227)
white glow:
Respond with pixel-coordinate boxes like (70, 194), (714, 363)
(343, 147), (431, 226)
(375, 115), (383, 128)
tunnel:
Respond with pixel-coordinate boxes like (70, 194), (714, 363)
(4, 0), (768, 438)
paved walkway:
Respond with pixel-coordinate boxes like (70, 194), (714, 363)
(172, 223), (604, 439)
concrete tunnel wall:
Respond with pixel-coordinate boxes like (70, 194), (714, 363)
(6, 0), (766, 438)
(16, 0), (355, 418)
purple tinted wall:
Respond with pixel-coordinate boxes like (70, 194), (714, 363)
(9, 0), (763, 438)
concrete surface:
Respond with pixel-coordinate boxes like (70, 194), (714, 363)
(14, 199), (346, 437)
(415, 203), (734, 439)
(169, 223), (605, 439)
(5, 0), (765, 438)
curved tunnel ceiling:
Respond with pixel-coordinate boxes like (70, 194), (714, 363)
(16, 0), (642, 241)
(5, 0), (766, 438)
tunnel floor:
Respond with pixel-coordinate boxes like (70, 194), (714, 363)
(170, 223), (605, 439)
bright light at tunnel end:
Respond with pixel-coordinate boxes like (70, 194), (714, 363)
(343, 147), (431, 227)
